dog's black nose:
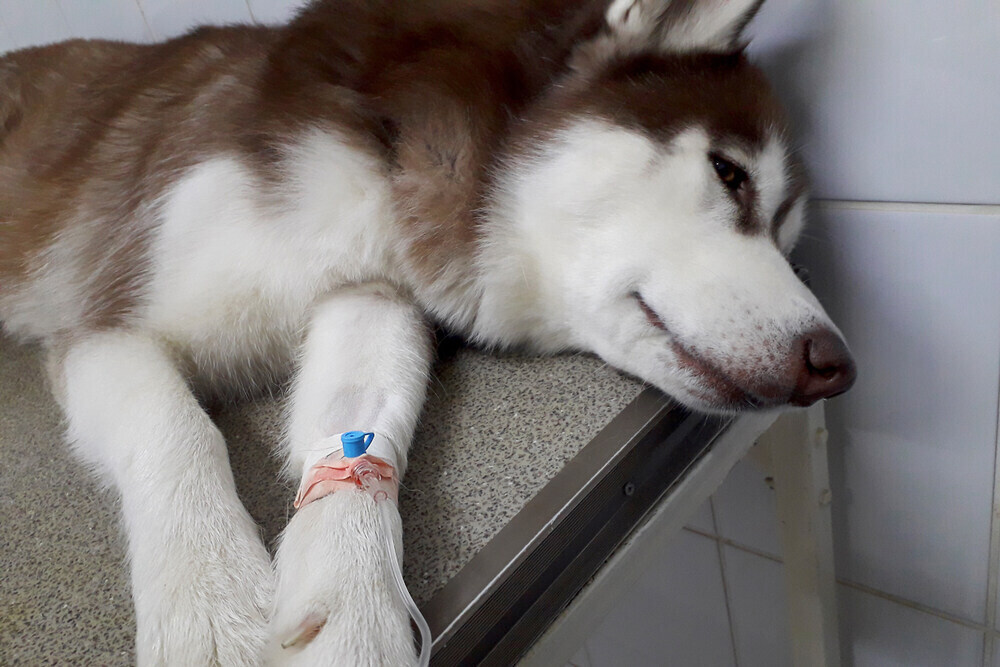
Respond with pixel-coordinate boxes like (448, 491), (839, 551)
(788, 329), (857, 407)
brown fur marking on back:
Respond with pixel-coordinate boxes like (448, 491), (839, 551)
(0, 0), (795, 337)
(0, 1), (614, 336)
(0, 30), (277, 334)
(261, 0), (611, 295)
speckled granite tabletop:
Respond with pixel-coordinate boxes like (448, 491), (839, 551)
(0, 336), (642, 664)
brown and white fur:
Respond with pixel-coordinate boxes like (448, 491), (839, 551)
(0, 0), (855, 664)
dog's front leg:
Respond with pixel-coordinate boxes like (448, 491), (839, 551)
(53, 332), (273, 666)
(269, 283), (432, 666)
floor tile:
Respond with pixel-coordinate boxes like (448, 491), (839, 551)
(585, 531), (735, 666)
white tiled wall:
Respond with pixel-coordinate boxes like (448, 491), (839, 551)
(246, 0), (308, 25)
(723, 546), (793, 667)
(684, 494), (716, 534)
(801, 206), (1000, 624)
(3, 0), (72, 50)
(749, 0), (1000, 205)
(0, 0), (309, 51)
(712, 458), (783, 559)
(5, 1), (1000, 666)
(55, 0), (153, 42)
(0, 16), (13, 55)
(582, 531), (737, 667)
(840, 586), (985, 667)
(137, 0), (253, 39)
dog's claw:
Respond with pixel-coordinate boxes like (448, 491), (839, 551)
(280, 611), (328, 649)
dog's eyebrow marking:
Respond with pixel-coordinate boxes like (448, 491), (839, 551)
(770, 172), (807, 241)
(735, 182), (760, 235)
(770, 192), (798, 237)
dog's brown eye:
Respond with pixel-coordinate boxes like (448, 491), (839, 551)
(710, 154), (748, 192)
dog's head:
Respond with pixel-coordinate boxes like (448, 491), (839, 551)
(487, 0), (855, 413)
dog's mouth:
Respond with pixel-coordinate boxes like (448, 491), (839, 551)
(631, 292), (762, 409)
(634, 292), (669, 333)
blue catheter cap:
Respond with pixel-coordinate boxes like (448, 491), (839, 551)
(342, 431), (375, 458)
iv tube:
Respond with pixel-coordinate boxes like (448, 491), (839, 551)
(379, 500), (432, 667)
(354, 460), (432, 667)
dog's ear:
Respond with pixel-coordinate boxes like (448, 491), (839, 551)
(604, 0), (668, 40)
(658, 0), (765, 51)
(605, 0), (765, 53)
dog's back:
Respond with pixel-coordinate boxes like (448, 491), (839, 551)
(0, 1), (602, 344)
(0, 30), (284, 339)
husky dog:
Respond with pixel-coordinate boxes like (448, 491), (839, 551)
(0, 0), (855, 663)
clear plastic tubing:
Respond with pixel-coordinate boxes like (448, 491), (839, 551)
(355, 459), (432, 667)
(379, 499), (432, 667)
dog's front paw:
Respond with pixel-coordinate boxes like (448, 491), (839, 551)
(268, 490), (417, 666)
(130, 504), (274, 666)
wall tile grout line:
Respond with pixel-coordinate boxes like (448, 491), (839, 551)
(685, 526), (782, 564)
(243, 0), (258, 24)
(838, 578), (997, 637)
(815, 199), (1000, 216)
(707, 499), (742, 667)
(50, 0), (72, 36)
(132, 0), (155, 40)
(683, 526), (1000, 638)
(984, 358), (1000, 665)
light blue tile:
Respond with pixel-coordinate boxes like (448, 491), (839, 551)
(995, 538), (1000, 630)
(55, 0), (152, 42)
(797, 204), (1000, 623)
(136, 0), (252, 39)
(0, 14), (19, 54)
(749, 0), (1000, 204)
(246, 0), (307, 25)
(839, 586), (983, 667)
(2, 0), (72, 49)
(586, 531), (735, 667)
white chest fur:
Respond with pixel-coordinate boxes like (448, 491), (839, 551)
(142, 131), (399, 385)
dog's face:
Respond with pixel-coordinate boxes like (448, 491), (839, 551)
(499, 0), (855, 413)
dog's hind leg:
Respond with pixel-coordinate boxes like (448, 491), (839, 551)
(269, 282), (432, 666)
(52, 331), (273, 666)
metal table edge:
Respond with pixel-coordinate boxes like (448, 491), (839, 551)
(422, 387), (735, 664)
